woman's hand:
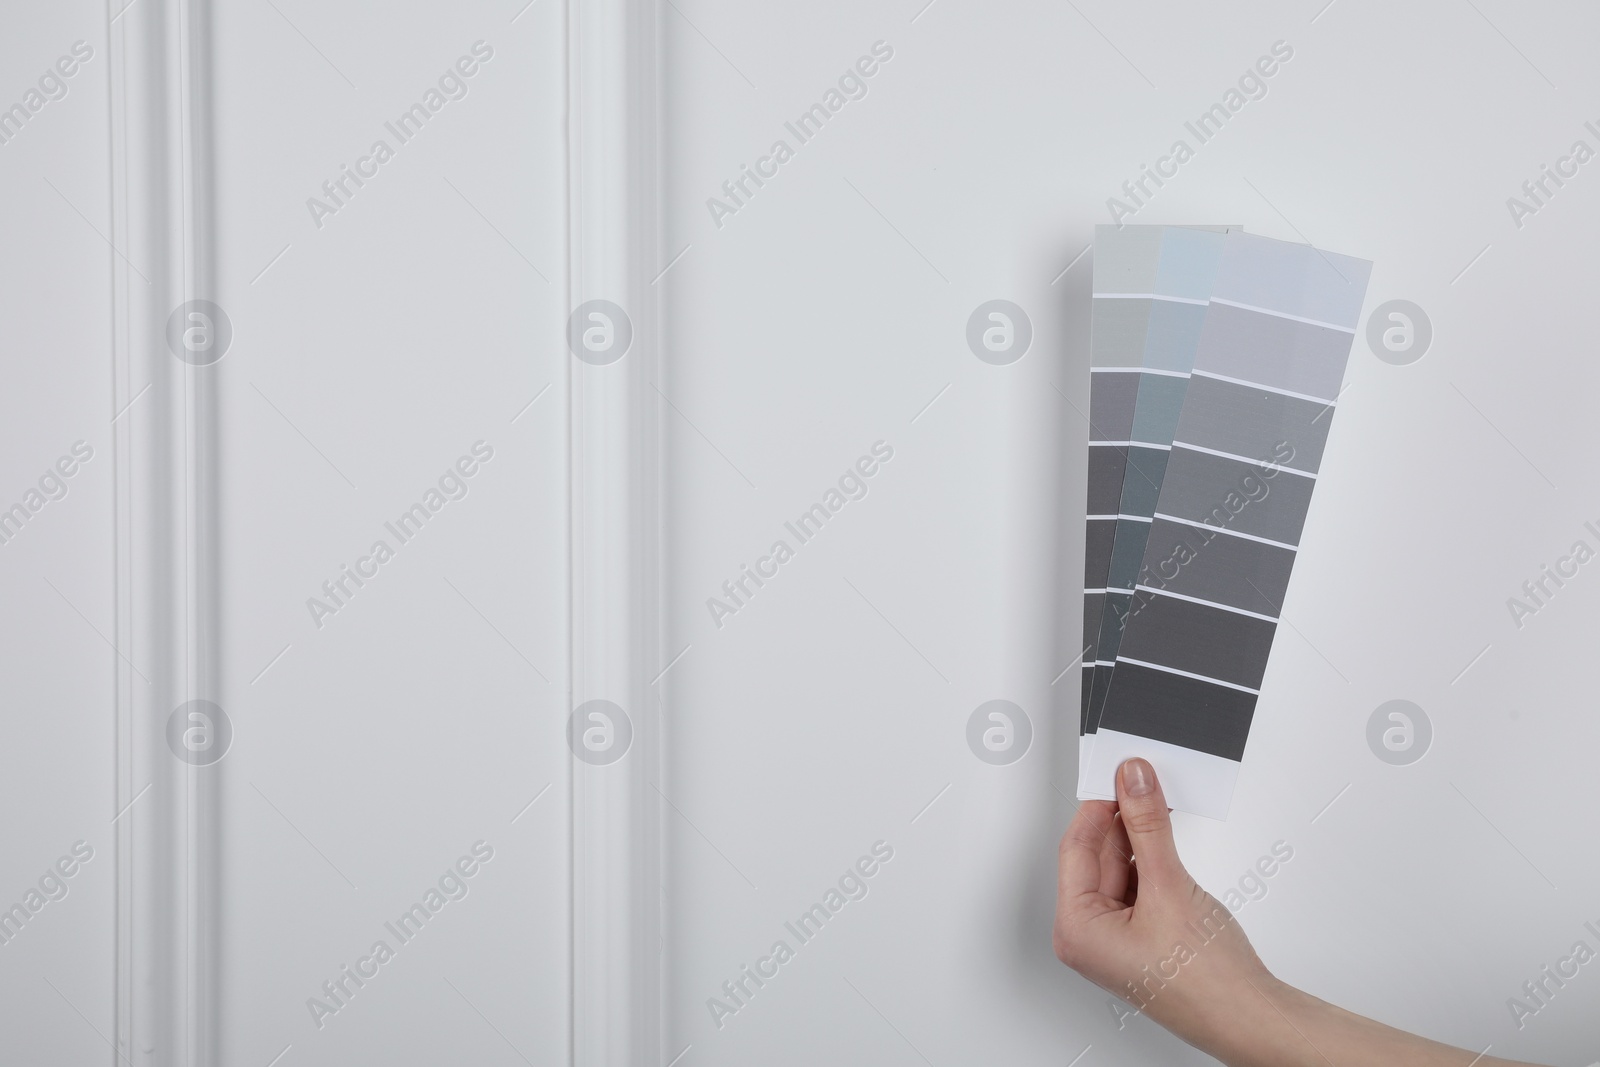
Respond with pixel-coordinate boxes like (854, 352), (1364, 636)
(1053, 757), (1278, 1056)
(1055, 758), (1549, 1067)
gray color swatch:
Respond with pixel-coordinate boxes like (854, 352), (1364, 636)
(1084, 227), (1176, 730)
(1142, 302), (1210, 373)
(1153, 447), (1316, 546)
(1087, 445), (1132, 516)
(1085, 227), (1231, 742)
(1137, 516), (1295, 616)
(1113, 446), (1169, 521)
(1092, 224), (1167, 293)
(1089, 372), (1141, 441)
(1095, 662), (1258, 762)
(1116, 593), (1277, 690)
(1129, 373), (1189, 444)
(1175, 374), (1333, 472)
(1191, 306), (1356, 402)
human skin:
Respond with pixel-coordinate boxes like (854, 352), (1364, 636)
(1053, 758), (1547, 1067)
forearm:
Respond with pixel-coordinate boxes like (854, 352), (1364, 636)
(1052, 766), (1550, 1067)
(1199, 974), (1540, 1067)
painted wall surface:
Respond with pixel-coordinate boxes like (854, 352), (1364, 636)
(2, 1), (1599, 1066)
(658, 3), (1600, 1065)
(1, 2), (570, 1065)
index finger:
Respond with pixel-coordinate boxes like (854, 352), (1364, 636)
(1057, 800), (1118, 900)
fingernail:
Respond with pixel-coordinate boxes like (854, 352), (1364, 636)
(1121, 758), (1155, 797)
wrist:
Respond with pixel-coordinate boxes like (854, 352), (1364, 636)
(1186, 970), (1320, 1067)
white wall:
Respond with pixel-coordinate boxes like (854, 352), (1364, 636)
(658, 2), (1600, 1065)
(1, 1), (1597, 1066)
(0, 5), (119, 1063)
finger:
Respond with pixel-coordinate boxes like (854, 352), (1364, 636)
(1057, 801), (1117, 901)
(1098, 811), (1133, 900)
(1115, 758), (1191, 891)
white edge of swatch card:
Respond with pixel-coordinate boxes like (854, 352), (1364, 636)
(1082, 729), (1239, 819)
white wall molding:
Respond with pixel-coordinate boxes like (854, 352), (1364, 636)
(98, 1), (668, 1061)
(108, 1), (223, 1063)
(567, 0), (666, 1064)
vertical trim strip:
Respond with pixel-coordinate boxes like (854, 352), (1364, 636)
(568, 0), (664, 1063)
(109, 0), (221, 1063)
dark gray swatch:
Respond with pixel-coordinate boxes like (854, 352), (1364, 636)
(1095, 661), (1257, 762)
(1084, 517), (1117, 584)
(1081, 591), (1105, 651)
(1116, 593), (1278, 690)
(1137, 517), (1294, 616)
(1087, 445), (1132, 517)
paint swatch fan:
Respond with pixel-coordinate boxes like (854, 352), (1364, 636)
(1077, 226), (1371, 819)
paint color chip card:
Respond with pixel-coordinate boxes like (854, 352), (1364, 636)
(1078, 231), (1371, 819)
(1081, 226), (1232, 797)
(1082, 224), (1168, 783)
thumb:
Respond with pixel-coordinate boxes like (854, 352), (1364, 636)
(1116, 758), (1191, 891)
